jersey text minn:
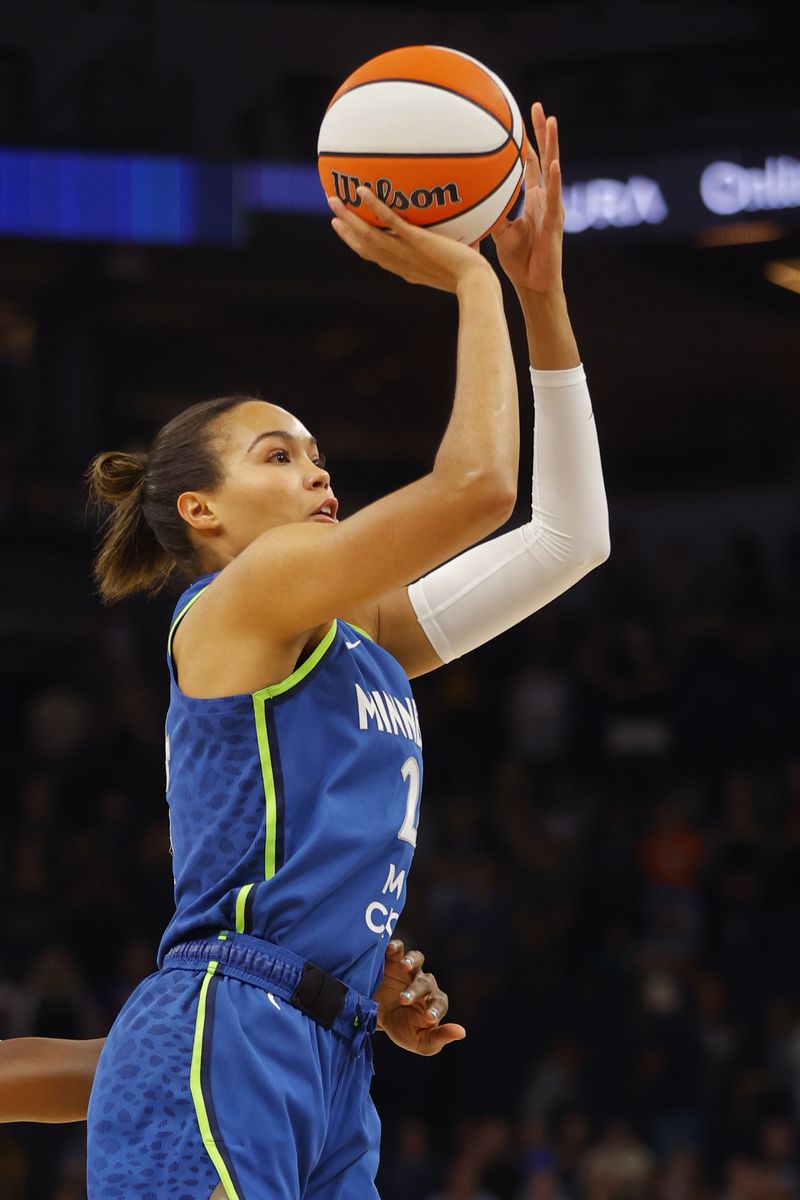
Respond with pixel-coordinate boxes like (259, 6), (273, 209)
(355, 684), (422, 748)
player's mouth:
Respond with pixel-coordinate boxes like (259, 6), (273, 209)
(309, 497), (339, 523)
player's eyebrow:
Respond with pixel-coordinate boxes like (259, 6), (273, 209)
(245, 430), (319, 455)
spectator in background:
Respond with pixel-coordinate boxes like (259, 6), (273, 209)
(378, 1117), (442, 1200)
(638, 792), (705, 962)
(520, 1036), (583, 1122)
(630, 971), (704, 1157)
(0, 1127), (28, 1199)
(519, 1166), (570, 1200)
(758, 1116), (798, 1197)
(580, 1119), (655, 1200)
(23, 947), (102, 1040)
(657, 1148), (710, 1200)
(506, 644), (573, 766)
(553, 1109), (592, 1196)
(426, 1156), (500, 1200)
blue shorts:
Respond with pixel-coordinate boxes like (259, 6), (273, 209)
(87, 933), (381, 1200)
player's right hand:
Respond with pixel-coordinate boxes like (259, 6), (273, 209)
(492, 101), (565, 295)
(328, 187), (496, 294)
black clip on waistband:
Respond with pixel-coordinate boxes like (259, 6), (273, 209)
(291, 961), (348, 1030)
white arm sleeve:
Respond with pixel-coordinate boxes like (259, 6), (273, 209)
(407, 364), (610, 663)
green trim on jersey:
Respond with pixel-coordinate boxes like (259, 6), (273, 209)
(190, 961), (241, 1200)
(251, 620), (338, 881)
(252, 703), (279, 880)
(167, 585), (212, 658)
(252, 620), (338, 701)
(234, 883), (255, 934)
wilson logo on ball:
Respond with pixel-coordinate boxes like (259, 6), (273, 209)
(318, 46), (529, 242)
(331, 171), (462, 212)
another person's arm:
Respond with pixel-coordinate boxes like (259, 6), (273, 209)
(0, 1037), (104, 1122)
(375, 939), (465, 1056)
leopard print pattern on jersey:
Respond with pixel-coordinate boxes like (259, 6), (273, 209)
(87, 967), (219, 1199)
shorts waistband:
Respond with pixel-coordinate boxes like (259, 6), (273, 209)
(162, 932), (378, 1049)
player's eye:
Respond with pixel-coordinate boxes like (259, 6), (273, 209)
(313, 454), (327, 469)
(267, 449), (290, 463)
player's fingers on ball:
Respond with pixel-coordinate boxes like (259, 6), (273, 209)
(356, 186), (409, 234)
(522, 131), (539, 174)
(545, 115), (559, 173)
(550, 113), (560, 165)
(525, 147), (543, 189)
(531, 102), (547, 160)
(330, 218), (375, 260)
(328, 201), (368, 242)
(327, 194), (357, 222)
(329, 196), (382, 241)
(547, 160), (564, 222)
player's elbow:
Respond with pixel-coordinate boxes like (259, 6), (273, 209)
(433, 469), (517, 540)
(576, 524), (611, 573)
(588, 524), (611, 567)
(468, 471), (517, 525)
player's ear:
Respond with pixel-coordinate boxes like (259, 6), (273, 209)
(177, 491), (221, 532)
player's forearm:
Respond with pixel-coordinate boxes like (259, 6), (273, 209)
(433, 268), (519, 500)
(408, 364), (609, 662)
(0, 1037), (103, 1122)
(516, 286), (580, 370)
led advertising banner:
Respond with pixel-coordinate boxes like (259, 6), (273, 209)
(561, 152), (800, 236)
(0, 145), (798, 247)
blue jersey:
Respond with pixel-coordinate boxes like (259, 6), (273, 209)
(157, 571), (423, 997)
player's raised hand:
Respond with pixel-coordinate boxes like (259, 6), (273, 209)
(375, 940), (466, 1056)
(328, 187), (494, 294)
(492, 102), (565, 294)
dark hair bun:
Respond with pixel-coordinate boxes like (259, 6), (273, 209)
(87, 451), (148, 506)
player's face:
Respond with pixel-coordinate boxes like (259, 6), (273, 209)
(192, 401), (338, 560)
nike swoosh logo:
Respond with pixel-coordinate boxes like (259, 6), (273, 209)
(345, 639), (362, 650)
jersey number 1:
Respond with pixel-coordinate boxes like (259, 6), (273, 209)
(397, 756), (421, 848)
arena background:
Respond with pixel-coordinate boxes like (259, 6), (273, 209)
(1, 2), (798, 1197)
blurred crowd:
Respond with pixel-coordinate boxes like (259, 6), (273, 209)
(1, 500), (799, 1198)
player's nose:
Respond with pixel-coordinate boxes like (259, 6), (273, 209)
(308, 463), (331, 489)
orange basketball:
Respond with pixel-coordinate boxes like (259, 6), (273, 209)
(317, 46), (529, 244)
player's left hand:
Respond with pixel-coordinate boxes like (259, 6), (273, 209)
(374, 940), (466, 1056)
(492, 102), (565, 294)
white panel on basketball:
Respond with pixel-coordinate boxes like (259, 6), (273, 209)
(318, 81), (510, 156)
(431, 156), (525, 243)
(430, 47), (524, 151)
(484, 69), (524, 151)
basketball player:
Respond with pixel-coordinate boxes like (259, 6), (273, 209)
(16, 104), (608, 1197)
